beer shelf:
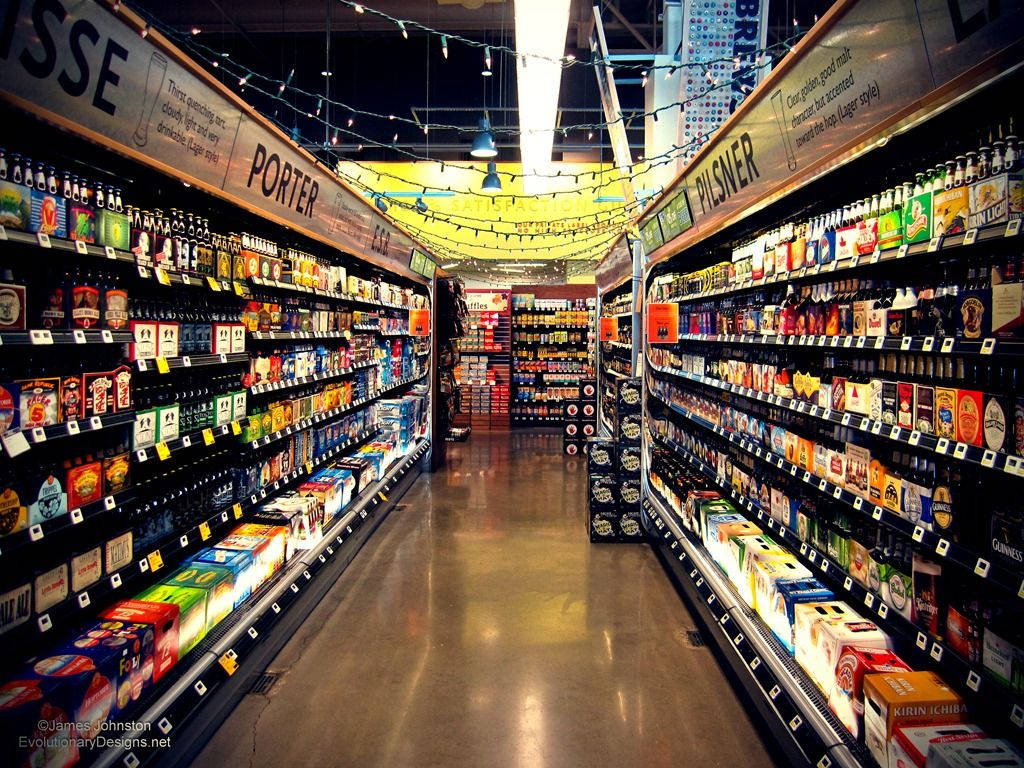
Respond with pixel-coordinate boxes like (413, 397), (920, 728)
(9, 426), (385, 651)
(244, 371), (427, 452)
(510, 414), (564, 422)
(88, 439), (430, 768)
(1, 410), (136, 459)
(650, 429), (1024, 737)
(248, 359), (377, 395)
(604, 369), (629, 380)
(249, 330), (360, 341)
(0, 485), (138, 560)
(642, 491), (866, 768)
(602, 340), (631, 348)
(648, 387), (1024, 599)
(659, 221), (1020, 306)
(607, 310), (633, 319)
(512, 323), (592, 330)
(0, 329), (133, 345)
(135, 352), (250, 372)
(647, 362), (1024, 477)
(134, 423), (233, 463)
(512, 339), (592, 346)
(248, 275), (415, 311)
(675, 332), (1024, 358)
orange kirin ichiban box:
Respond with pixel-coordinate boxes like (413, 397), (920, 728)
(863, 671), (967, 768)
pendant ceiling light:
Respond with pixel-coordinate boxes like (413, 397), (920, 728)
(481, 162), (502, 192)
(470, 118), (498, 158)
(374, 195), (388, 213)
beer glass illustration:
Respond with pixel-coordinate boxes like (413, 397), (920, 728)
(134, 52), (168, 147)
(770, 89), (798, 172)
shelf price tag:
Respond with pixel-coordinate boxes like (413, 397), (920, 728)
(233, 503), (243, 519)
(935, 438), (950, 454)
(981, 338), (997, 355)
(202, 428), (215, 446)
(155, 356), (170, 374)
(874, 335), (885, 349)
(155, 442), (171, 461)
(29, 329), (53, 345)
(909, 430), (922, 446)
(953, 442), (969, 460)
(154, 267), (171, 286)
(963, 228), (979, 245)
(941, 337), (955, 353)
(230, 421), (241, 436)
(912, 526), (925, 543)
(206, 276), (220, 291)
(2, 430), (30, 458)
(927, 236), (943, 252)
(218, 651), (238, 676)
(936, 538), (950, 557)
(900, 336), (913, 351)
(198, 521), (211, 541)
(146, 550), (164, 572)
(981, 450), (997, 468)
(36, 232), (51, 248)
(233, 281), (246, 297)
(896, 244), (909, 259)
(1006, 219), (1021, 237)
(104, 245), (117, 259)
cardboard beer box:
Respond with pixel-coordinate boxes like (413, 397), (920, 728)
(932, 187), (969, 237)
(877, 208), (904, 250)
(0, 181), (32, 231)
(761, 577), (834, 655)
(751, 557), (812, 616)
(711, 520), (761, 574)
(968, 171), (1023, 229)
(96, 209), (130, 250)
(904, 191), (933, 243)
(863, 671), (967, 768)
(134, 583), (209, 657)
(829, 647), (911, 740)
(889, 723), (985, 768)
(927, 738), (1024, 768)
(217, 523), (288, 588)
(163, 564), (236, 632)
(29, 187), (67, 238)
(192, 547), (254, 608)
(793, 602), (880, 691)
(99, 599), (180, 682)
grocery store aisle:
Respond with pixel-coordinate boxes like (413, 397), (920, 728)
(190, 433), (778, 768)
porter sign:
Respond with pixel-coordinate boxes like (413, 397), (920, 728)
(0, 0), (431, 281)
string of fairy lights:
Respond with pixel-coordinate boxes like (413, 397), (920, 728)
(123, 0), (796, 263)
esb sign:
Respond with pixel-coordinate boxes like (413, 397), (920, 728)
(0, 0), (422, 279)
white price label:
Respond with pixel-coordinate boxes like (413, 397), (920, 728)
(912, 526), (925, 542)
(981, 450), (997, 468)
(900, 336), (913, 351)
(36, 232), (51, 248)
(963, 228), (978, 245)
(872, 506), (884, 521)
(1006, 219), (1022, 237)
(66, 420), (79, 435)
(936, 538), (950, 557)
(853, 497), (865, 510)
(909, 430), (921, 446)
(897, 243), (909, 259)
(74, 239), (88, 255)
(1, 430), (30, 457)
(974, 558), (990, 578)
(935, 438), (950, 454)
(927, 236), (943, 252)
(941, 337), (955, 353)
(72, 329), (86, 344)
(871, 421), (883, 435)
(953, 442), (969, 460)
(842, 414), (852, 426)
(874, 335), (885, 349)
(29, 329), (53, 345)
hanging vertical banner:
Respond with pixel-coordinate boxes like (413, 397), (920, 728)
(591, 5), (636, 206)
(410, 309), (431, 337)
(679, 0), (769, 160)
(646, 303), (679, 344)
(599, 316), (618, 341)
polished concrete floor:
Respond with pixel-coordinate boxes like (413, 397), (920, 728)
(191, 432), (778, 768)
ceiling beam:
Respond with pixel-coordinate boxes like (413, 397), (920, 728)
(602, 1), (653, 51)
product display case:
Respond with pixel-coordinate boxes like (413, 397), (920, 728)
(626, 3), (1024, 766)
(0, 5), (437, 767)
(455, 289), (511, 430)
(510, 288), (595, 425)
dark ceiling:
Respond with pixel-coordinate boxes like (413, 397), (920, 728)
(130, 0), (834, 167)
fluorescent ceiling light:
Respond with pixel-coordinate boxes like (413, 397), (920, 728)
(441, 263), (460, 269)
(499, 262), (541, 267)
(514, 0), (570, 193)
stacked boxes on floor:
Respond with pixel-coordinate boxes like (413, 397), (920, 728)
(563, 379), (598, 456)
(647, 446), (1024, 766)
(586, 377), (643, 542)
